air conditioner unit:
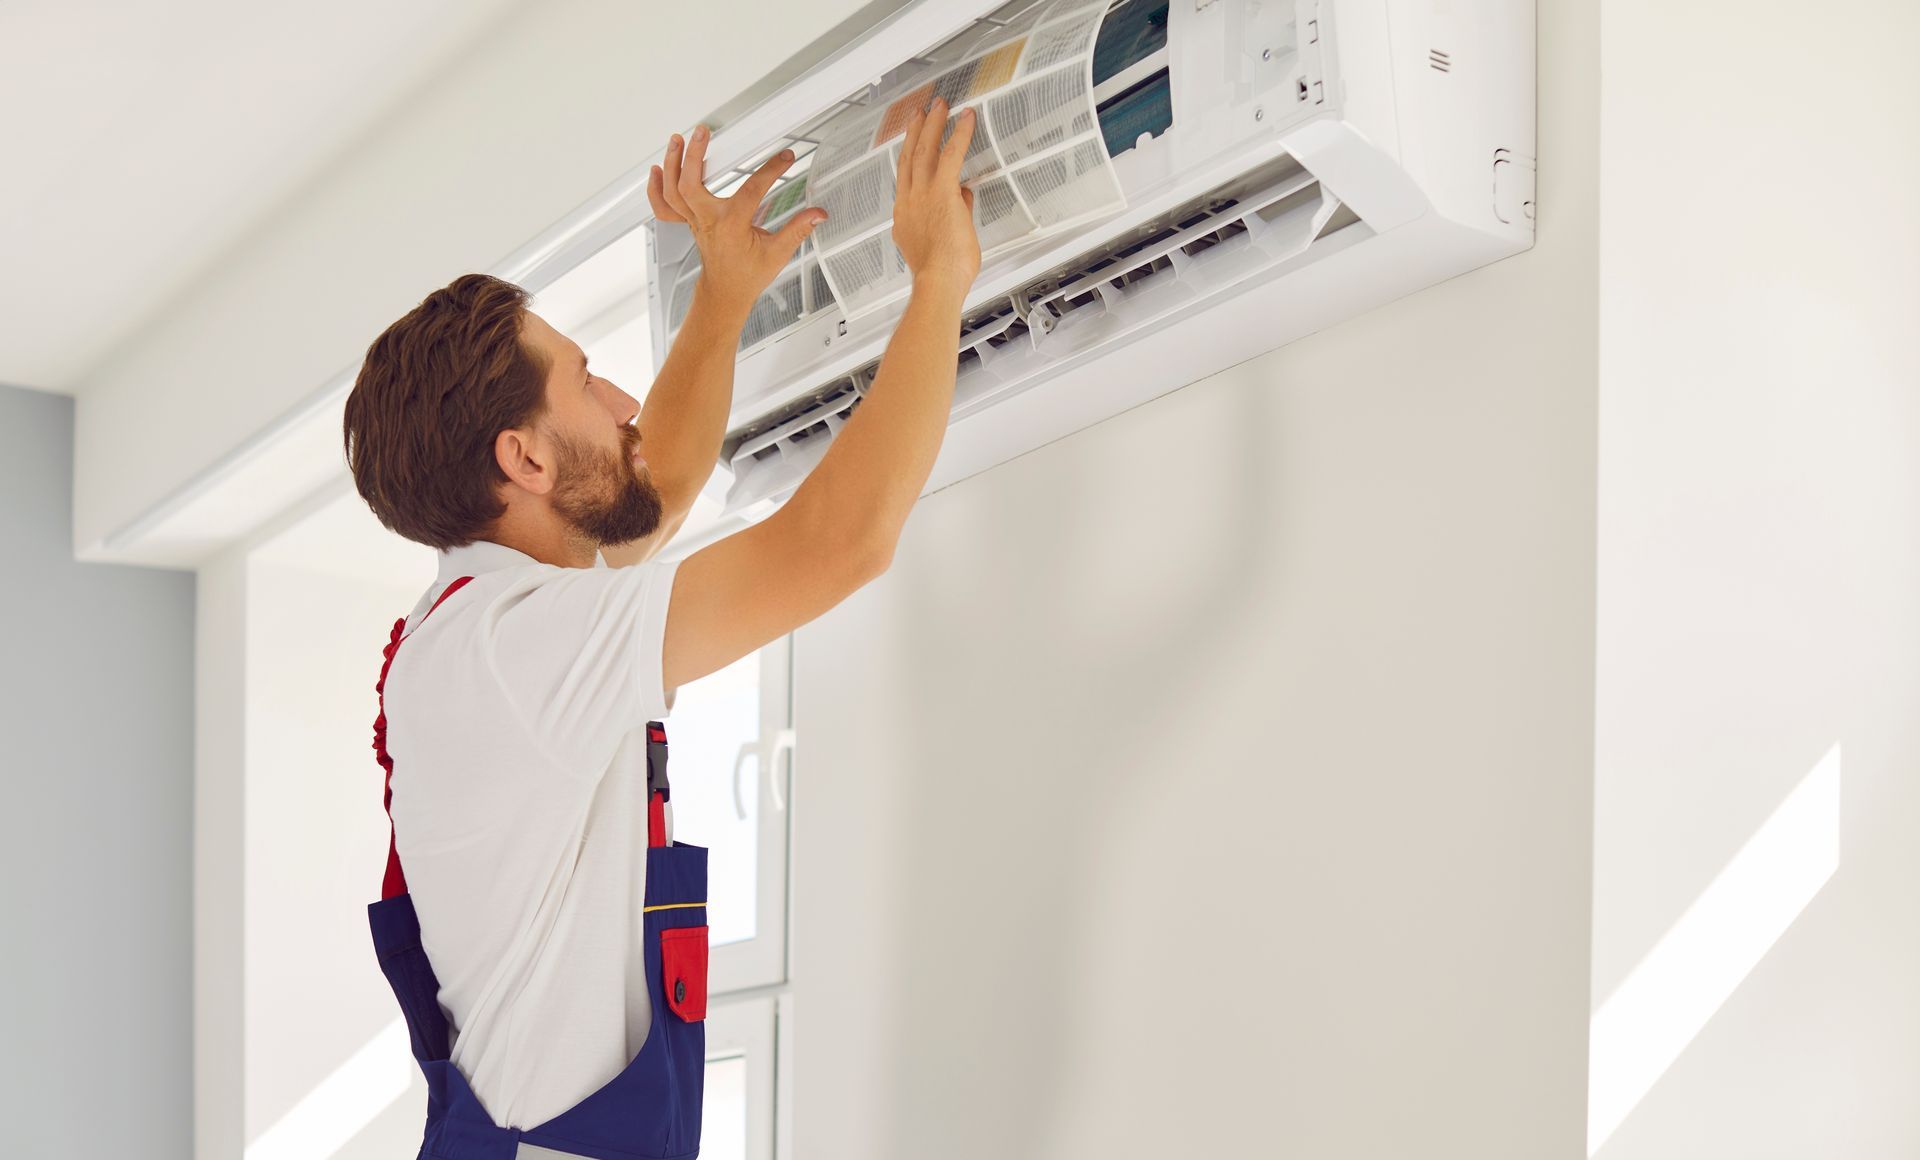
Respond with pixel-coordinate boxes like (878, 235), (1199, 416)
(646, 0), (1534, 529)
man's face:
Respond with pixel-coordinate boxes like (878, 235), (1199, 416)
(519, 310), (663, 546)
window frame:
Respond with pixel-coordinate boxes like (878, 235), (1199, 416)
(704, 633), (795, 995)
(703, 995), (780, 1160)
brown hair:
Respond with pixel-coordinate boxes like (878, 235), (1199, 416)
(343, 273), (550, 550)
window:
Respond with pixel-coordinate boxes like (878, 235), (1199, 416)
(657, 633), (794, 991)
(701, 996), (785, 1160)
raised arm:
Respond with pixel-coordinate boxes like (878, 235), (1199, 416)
(663, 98), (982, 690)
(603, 126), (827, 565)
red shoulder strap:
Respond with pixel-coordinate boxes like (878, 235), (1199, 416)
(373, 575), (474, 899)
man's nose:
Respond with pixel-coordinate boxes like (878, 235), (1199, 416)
(592, 379), (639, 426)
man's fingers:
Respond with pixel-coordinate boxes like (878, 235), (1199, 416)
(662, 133), (685, 203)
(960, 184), (975, 213)
(648, 166), (689, 223)
(934, 107), (976, 188)
(676, 124), (719, 212)
(657, 157), (694, 221)
(911, 98), (947, 187)
(767, 208), (828, 260)
(896, 106), (926, 195)
(681, 125), (710, 184)
(735, 149), (795, 210)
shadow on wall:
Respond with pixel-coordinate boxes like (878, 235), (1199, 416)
(875, 375), (1283, 1155)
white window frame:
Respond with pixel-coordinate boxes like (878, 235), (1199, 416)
(704, 995), (784, 1160)
(707, 634), (795, 995)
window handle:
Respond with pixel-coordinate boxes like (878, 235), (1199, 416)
(767, 729), (797, 813)
(730, 742), (759, 821)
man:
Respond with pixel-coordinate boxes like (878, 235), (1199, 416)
(342, 99), (980, 1157)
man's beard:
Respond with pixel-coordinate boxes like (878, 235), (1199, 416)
(548, 425), (664, 547)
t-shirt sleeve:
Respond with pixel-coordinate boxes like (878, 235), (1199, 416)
(481, 558), (681, 774)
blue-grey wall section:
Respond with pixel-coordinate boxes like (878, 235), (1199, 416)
(0, 383), (194, 1158)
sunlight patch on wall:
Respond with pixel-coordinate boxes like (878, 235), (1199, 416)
(1587, 744), (1841, 1155)
(246, 1017), (411, 1160)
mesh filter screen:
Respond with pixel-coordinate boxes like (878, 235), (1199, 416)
(668, 0), (1130, 343)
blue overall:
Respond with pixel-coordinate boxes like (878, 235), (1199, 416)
(368, 574), (711, 1159)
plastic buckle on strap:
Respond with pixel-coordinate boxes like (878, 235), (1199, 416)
(646, 720), (670, 802)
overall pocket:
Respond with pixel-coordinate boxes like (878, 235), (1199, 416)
(659, 925), (709, 1022)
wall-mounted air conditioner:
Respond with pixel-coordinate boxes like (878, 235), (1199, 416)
(647, 0), (1535, 527)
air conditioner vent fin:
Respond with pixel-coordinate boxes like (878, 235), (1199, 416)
(1429, 48), (1452, 72)
(736, 376), (866, 463)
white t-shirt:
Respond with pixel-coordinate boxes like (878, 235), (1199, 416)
(382, 538), (681, 1130)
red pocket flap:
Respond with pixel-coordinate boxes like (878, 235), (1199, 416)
(660, 925), (709, 1022)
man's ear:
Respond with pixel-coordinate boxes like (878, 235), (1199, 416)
(494, 426), (554, 497)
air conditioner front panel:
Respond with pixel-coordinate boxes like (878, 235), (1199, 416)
(649, 0), (1326, 407)
(639, 0), (1534, 532)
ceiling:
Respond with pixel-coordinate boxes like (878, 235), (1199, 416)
(0, 0), (523, 395)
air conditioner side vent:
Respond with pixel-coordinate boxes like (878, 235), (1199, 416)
(1316, 201), (1363, 239)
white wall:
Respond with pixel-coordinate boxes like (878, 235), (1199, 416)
(193, 498), (438, 1160)
(0, 384), (195, 1158)
(194, 542), (247, 1160)
(243, 553), (430, 1156)
(70, 0), (878, 558)
(178, 479), (448, 1160)
(1591, 1), (1920, 1155)
(787, 2), (1598, 1154)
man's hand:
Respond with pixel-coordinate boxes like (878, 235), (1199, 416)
(661, 98), (982, 692)
(892, 98), (983, 296)
(602, 126), (829, 566)
(649, 125), (828, 315)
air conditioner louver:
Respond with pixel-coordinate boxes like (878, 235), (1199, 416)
(721, 152), (1363, 513)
